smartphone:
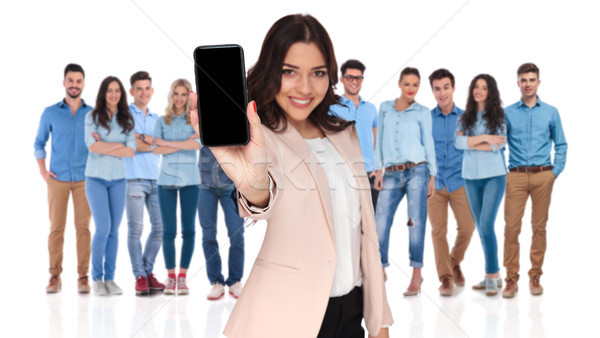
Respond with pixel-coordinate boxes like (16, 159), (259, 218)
(193, 44), (250, 147)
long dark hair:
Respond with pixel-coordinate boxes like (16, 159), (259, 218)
(92, 76), (134, 134)
(247, 14), (352, 133)
(461, 74), (504, 135)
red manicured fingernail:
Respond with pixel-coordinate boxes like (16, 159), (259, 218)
(252, 101), (257, 112)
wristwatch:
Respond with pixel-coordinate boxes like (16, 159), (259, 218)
(138, 134), (146, 142)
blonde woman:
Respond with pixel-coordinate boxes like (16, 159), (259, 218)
(152, 79), (201, 295)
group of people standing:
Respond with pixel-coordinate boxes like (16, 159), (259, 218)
(35, 67), (245, 300)
(35, 13), (567, 338)
(331, 60), (567, 299)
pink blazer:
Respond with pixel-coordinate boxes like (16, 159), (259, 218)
(223, 124), (393, 337)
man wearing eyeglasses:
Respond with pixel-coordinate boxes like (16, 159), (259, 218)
(329, 59), (379, 209)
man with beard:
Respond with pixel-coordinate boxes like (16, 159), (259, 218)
(34, 64), (93, 293)
(502, 63), (568, 297)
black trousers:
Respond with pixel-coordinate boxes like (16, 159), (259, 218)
(317, 287), (365, 338)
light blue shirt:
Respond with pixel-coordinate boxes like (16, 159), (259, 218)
(124, 103), (160, 180)
(454, 111), (507, 180)
(153, 114), (201, 187)
(34, 99), (92, 182)
(84, 111), (137, 181)
(431, 104), (466, 192)
(505, 97), (567, 177)
(374, 100), (437, 176)
(329, 95), (378, 172)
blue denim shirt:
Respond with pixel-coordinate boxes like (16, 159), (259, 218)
(124, 103), (160, 180)
(329, 95), (378, 172)
(34, 99), (92, 182)
(431, 104), (465, 192)
(374, 100), (437, 176)
(454, 111), (507, 180)
(153, 114), (201, 187)
(198, 147), (235, 189)
(505, 97), (568, 177)
(84, 111), (137, 181)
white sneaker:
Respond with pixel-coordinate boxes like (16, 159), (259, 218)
(207, 282), (225, 300)
(177, 276), (189, 295)
(93, 281), (106, 295)
(164, 276), (176, 295)
(229, 282), (243, 299)
(104, 280), (123, 295)
(472, 277), (502, 290)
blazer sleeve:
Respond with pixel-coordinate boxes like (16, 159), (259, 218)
(237, 132), (282, 220)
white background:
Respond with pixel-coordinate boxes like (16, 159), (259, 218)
(1, 0), (598, 337)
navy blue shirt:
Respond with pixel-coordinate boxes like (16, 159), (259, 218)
(431, 104), (466, 192)
(34, 99), (92, 182)
(198, 147), (234, 189)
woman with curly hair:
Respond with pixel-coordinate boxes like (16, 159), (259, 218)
(454, 74), (507, 296)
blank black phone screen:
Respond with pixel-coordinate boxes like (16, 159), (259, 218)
(194, 45), (249, 147)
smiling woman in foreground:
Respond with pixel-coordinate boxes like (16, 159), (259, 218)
(190, 13), (392, 338)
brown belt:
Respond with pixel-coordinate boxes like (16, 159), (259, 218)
(385, 161), (426, 172)
(509, 165), (553, 173)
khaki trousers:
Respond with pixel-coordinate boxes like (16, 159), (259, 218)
(47, 178), (91, 276)
(504, 170), (555, 281)
(427, 187), (475, 281)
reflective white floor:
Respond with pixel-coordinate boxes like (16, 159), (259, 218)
(31, 264), (596, 338)
(14, 187), (598, 338)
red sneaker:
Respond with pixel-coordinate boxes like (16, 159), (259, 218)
(147, 273), (165, 291)
(135, 276), (149, 296)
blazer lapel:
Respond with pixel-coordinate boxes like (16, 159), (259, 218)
(278, 125), (336, 244)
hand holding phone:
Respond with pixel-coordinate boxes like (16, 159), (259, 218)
(189, 92), (270, 207)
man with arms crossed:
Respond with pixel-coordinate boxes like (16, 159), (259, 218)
(125, 71), (165, 295)
(427, 69), (475, 296)
(35, 63), (92, 293)
(502, 63), (567, 298)
(329, 59), (379, 209)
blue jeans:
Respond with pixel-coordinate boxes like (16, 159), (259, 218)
(464, 175), (506, 274)
(198, 183), (245, 286)
(158, 185), (199, 270)
(86, 177), (127, 281)
(126, 179), (163, 279)
(375, 165), (429, 268)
